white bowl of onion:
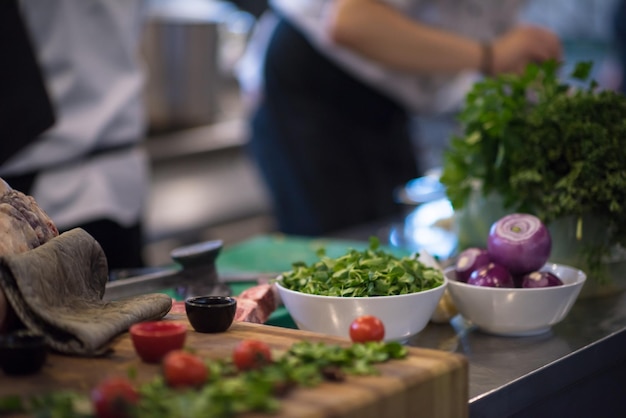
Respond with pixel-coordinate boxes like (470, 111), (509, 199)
(446, 213), (587, 336)
(446, 263), (586, 336)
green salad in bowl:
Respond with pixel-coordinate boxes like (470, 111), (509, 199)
(275, 238), (447, 342)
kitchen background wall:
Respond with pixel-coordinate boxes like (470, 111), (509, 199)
(141, 0), (625, 267)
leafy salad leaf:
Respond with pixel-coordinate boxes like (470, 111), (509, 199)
(279, 237), (444, 296)
(3, 341), (408, 418)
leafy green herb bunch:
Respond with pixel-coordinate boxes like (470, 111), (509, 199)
(440, 60), (626, 278)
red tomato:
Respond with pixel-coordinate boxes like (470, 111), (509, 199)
(349, 315), (385, 343)
(162, 350), (208, 388)
(232, 339), (272, 371)
(91, 377), (139, 418)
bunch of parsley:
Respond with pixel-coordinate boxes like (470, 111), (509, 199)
(440, 60), (626, 279)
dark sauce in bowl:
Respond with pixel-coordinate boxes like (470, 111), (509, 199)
(185, 296), (237, 333)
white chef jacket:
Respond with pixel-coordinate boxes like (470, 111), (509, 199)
(247, 0), (525, 114)
(0, 0), (148, 230)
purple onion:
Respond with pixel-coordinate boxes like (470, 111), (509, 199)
(487, 213), (552, 275)
(455, 247), (491, 283)
(468, 263), (515, 288)
(521, 271), (563, 288)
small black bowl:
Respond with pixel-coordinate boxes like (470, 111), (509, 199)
(185, 296), (237, 333)
(0, 331), (47, 376)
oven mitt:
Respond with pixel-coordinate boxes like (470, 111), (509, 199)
(0, 228), (172, 356)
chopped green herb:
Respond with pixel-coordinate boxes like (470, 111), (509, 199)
(279, 237), (444, 296)
(3, 341), (407, 418)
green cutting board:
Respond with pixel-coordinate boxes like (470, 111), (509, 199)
(217, 234), (410, 274)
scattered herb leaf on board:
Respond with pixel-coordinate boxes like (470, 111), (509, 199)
(1, 341), (407, 418)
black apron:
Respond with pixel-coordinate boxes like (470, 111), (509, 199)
(249, 16), (419, 236)
(0, 0), (56, 168)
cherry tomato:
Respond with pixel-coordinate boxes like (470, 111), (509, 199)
(91, 376), (139, 418)
(162, 350), (208, 388)
(232, 339), (272, 371)
(349, 315), (385, 343)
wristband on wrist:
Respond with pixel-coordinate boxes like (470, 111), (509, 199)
(481, 42), (493, 76)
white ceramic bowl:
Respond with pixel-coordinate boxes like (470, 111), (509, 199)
(445, 263), (586, 336)
(275, 278), (447, 342)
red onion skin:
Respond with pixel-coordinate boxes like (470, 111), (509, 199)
(455, 247), (491, 283)
(487, 214), (552, 275)
(521, 271), (563, 288)
(468, 263), (515, 288)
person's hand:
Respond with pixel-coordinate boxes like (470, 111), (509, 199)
(491, 26), (563, 75)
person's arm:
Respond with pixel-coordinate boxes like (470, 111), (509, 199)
(327, 0), (562, 75)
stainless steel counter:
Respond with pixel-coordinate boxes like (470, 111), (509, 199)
(330, 217), (626, 418)
(409, 292), (626, 417)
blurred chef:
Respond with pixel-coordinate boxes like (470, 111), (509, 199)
(240, 0), (562, 236)
(0, 0), (149, 271)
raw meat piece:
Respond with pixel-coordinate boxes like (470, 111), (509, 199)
(237, 283), (279, 323)
(234, 297), (265, 324)
(170, 300), (186, 314)
(0, 190), (58, 244)
(0, 178), (11, 195)
(0, 203), (39, 256)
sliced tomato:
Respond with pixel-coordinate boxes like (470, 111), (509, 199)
(349, 315), (385, 343)
(162, 350), (208, 388)
(91, 376), (139, 418)
(232, 339), (272, 371)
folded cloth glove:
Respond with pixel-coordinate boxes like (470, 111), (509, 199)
(0, 228), (172, 356)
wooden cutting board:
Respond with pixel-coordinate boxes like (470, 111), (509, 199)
(0, 311), (468, 418)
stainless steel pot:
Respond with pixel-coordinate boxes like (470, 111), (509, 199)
(141, 0), (238, 132)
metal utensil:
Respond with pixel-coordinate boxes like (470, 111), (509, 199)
(105, 239), (231, 300)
